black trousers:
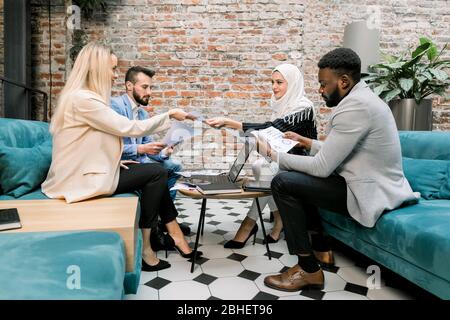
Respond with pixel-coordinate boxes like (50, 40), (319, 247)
(114, 163), (178, 229)
(271, 171), (349, 255)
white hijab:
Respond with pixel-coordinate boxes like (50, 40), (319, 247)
(270, 63), (314, 121)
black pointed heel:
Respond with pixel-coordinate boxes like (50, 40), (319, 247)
(166, 234), (203, 259)
(224, 224), (258, 249)
(142, 259), (171, 272)
(174, 246), (203, 259)
(263, 234), (279, 244)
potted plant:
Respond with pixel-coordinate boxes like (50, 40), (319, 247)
(69, 0), (108, 64)
(364, 37), (449, 130)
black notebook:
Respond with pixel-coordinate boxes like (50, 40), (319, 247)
(196, 183), (242, 195)
(0, 208), (22, 231)
(243, 180), (272, 192)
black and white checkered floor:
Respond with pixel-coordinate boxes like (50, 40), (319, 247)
(125, 197), (435, 300)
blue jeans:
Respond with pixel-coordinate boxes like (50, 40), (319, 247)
(156, 158), (182, 200)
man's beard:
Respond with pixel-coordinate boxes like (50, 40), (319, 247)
(322, 88), (342, 108)
(133, 89), (150, 106)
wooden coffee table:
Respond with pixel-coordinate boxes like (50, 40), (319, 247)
(0, 197), (139, 272)
(179, 188), (272, 273)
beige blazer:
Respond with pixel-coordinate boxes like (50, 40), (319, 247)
(42, 90), (171, 203)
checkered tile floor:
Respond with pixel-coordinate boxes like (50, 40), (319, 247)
(125, 196), (436, 300)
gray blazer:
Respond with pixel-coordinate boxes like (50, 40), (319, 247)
(278, 81), (419, 227)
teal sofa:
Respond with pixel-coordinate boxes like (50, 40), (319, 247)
(0, 118), (142, 299)
(320, 131), (450, 299)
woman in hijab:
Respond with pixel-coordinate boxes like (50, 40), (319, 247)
(206, 63), (317, 249)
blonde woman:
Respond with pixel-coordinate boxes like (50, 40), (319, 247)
(206, 64), (317, 249)
(42, 42), (200, 272)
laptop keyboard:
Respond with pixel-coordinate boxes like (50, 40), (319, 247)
(190, 174), (230, 183)
(208, 175), (230, 183)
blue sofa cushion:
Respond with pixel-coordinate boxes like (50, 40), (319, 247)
(0, 189), (49, 201)
(320, 199), (450, 284)
(0, 140), (52, 198)
(399, 131), (450, 160)
(0, 231), (126, 300)
(0, 118), (51, 148)
(403, 157), (450, 200)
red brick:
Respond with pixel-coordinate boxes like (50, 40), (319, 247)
(164, 91), (177, 97)
(159, 60), (183, 67)
(225, 92), (251, 99)
(272, 53), (288, 61)
(150, 99), (163, 106)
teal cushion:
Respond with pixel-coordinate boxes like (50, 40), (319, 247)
(0, 231), (125, 300)
(320, 199), (450, 284)
(124, 229), (142, 294)
(0, 118), (51, 148)
(0, 189), (49, 201)
(399, 131), (450, 161)
(403, 157), (450, 200)
(0, 140), (52, 198)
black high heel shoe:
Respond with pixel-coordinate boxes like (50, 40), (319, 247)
(166, 234), (203, 259)
(224, 224), (258, 249)
(142, 258), (171, 272)
(263, 234), (279, 244)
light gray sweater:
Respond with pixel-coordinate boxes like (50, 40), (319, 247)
(278, 81), (419, 227)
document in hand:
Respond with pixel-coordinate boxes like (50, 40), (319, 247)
(251, 126), (298, 153)
(162, 121), (194, 147)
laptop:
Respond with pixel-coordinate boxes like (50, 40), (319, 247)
(188, 141), (253, 194)
(243, 180), (272, 192)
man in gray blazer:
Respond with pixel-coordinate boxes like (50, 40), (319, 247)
(260, 48), (419, 292)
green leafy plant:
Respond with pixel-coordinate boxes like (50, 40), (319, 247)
(70, 29), (89, 63)
(364, 37), (450, 103)
(73, 0), (107, 19)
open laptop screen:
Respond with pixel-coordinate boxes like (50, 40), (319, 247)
(228, 140), (253, 182)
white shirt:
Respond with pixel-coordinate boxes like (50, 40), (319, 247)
(126, 94), (140, 120)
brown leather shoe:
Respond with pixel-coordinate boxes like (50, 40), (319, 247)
(313, 250), (335, 267)
(264, 265), (324, 292)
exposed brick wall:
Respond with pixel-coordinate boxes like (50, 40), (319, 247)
(30, 0), (68, 121)
(303, 0), (450, 136)
(3, 0), (448, 170)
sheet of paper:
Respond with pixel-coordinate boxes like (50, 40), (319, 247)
(252, 126), (298, 153)
(169, 183), (197, 191)
(162, 121), (194, 146)
(175, 170), (223, 178)
(187, 110), (206, 122)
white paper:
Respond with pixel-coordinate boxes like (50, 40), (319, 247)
(170, 183), (197, 191)
(175, 170), (224, 178)
(187, 110), (206, 122)
(252, 126), (297, 153)
(162, 121), (194, 146)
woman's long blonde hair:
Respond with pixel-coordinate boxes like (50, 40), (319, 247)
(50, 42), (113, 133)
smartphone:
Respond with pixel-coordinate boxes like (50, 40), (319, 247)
(170, 139), (183, 148)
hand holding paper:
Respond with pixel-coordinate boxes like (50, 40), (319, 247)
(137, 142), (166, 155)
(251, 126), (298, 153)
(254, 133), (273, 160)
(283, 131), (312, 150)
(205, 117), (226, 128)
(187, 110), (206, 122)
(168, 108), (190, 121)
